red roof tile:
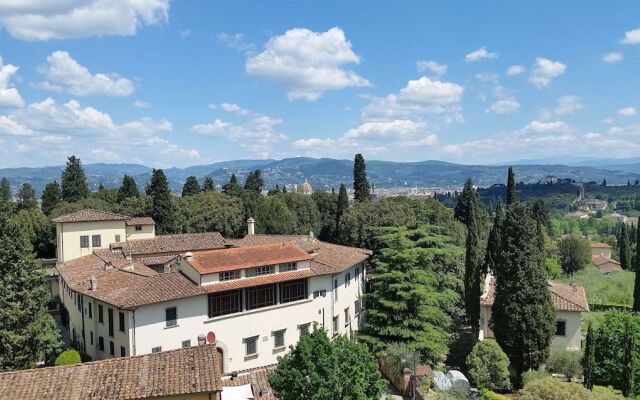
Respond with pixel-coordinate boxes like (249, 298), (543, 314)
(222, 367), (276, 400)
(126, 217), (155, 226)
(112, 232), (227, 256)
(202, 269), (317, 293)
(52, 209), (130, 223)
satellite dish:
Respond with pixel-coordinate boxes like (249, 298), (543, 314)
(207, 331), (216, 343)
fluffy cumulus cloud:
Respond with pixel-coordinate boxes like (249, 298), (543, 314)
(603, 52), (623, 63)
(245, 27), (370, 101)
(529, 57), (566, 88)
(486, 98), (520, 114)
(0, 0), (170, 41)
(0, 55), (24, 107)
(554, 95), (584, 115)
(416, 60), (447, 77)
(292, 137), (336, 148)
(38, 51), (134, 96)
(465, 47), (498, 62)
(618, 106), (637, 116)
(506, 65), (525, 76)
(621, 28), (640, 45)
(209, 102), (250, 116)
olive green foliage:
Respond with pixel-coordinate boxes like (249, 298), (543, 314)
(353, 153), (370, 203)
(558, 265), (634, 306)
(222, 174), (242, 196)
(41, 181), (61, 215)
(17, 183), (37, 210)
(243, 170), (264, 194)
(582, 324), (596, 390)
(178, 192), (245, 237)
(545, 349), (582, 380)
(282, 193), (322, 235)
(557, 235), (592, 275)
(311, 190), (338, 241)
(383, 342), (420, 376)
(543, 258), (562, 279)
(268, 328), (385, 400)
(54, 349), (81, 366)
(115, 196), (151, 217)
(359, 225), (464, 364)
(466, 340), (511, 390)
(0, 177), (10, 203)
(61, 155), (89, 202)
(181, 176), (201, 197)
(11, 208), (55, 258)
(479, 389), (510, 400)
(622, 318), (636, 397)
(117, 175), (139, 202)
(520, 368), (550, 386)
(202, 177), (215, 192)
(252, 195), (297, 235)
(519, 377), (624, 400)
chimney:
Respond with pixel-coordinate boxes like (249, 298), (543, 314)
(309, 231), (314, 238)
(247, 217), (255, 235)
(163, 264), (172, 273)
(104, 261), (113, 270)
(184, 252), (193, 261)
(89, 276), (97, 290)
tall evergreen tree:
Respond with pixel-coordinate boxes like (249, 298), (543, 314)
(202, 177), (215, 192)
(536, 221), (546, 254)
(623, 319), (636, 398)
(620, 223), (632, 270)
(0, 178), (10, 204)
(506, 166), (516, 206)
(531, 199), (551, 233)
(147, 169), (178, 234)
(634, 221), (640, 312)
(0, 214), (62, 370)
(492, 203), (555, 379)
(117, 175), (139, 202)
(353, 154), (370, 203)
(454, 179), (480, 225)
(335, 183), (349, 239)
(16, 183), (37, 210)
(181, 176), (201, 197)
(222, 174), (242, 196)
(582, 324), (597, 390)
(464, 192), (482, 341)
(484, 200), (504, 275)
(244, 170), (264, 193)
(41, 181), (61, 216)
(61, 155), (89, 202)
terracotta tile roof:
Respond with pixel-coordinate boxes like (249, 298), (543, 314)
(188, 243), (312, 274)
(591, 242), (612, 249)
(126, 217), (156, 226)
(236, 234), (371, 275)
(134, 254), (179, 267)
(415, 364), (433, 377)
(202, 269), (317, 293)
(222, 367), (276, 400)
(112, 232), (227, 256)
(0, 344), (222, 399)
(52, 209), (130, 223)
(592, 255), (621, 267)
(481, 275), (589, 312)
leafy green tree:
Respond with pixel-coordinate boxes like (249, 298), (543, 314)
(11, 209), (56, 258)
(506, 166), (516, 206)
(61, 155), (89, 202)
(0, 213), (62, 370)
(268, 327), (385, 400)
(353, 154), (370, 203)
(283, 193), (322, 235)
(54, 349), (81, 366)
(115, 196), (151, 217)
(466, 340), (511, 390)
(360, 226), (464, 364)
(202, 177), (215, 192)
(546, 349), (582, 380)
(623, 319), (636, 398)
(0, 177), (11, 204)
(117, 175), (139, 202)
(311, 190), (338, 241)
(557, 235), (592, 275)
(532, 199), (551, 233)
(461, 180), (483, 340)
(147, 169), (179, 234)
(252, 195), (298, 235)
(336, 183), (349, 238)
(582, 324), (597, 390)
(619, 223), (632, 270)
(181, 176), (201, 197)
(634, 221), (640, 312)
(41, 181), (61, 215)
(484, 200), (504, 275)
(454, 179), (480, 226)
(223, 174), (243, 196)
(520, 378), (623, 400)
(178, 192), (245, 238)
(16, 183), (37, 210)
(492, 203), (555, 379)
(244, 170), (264, 194)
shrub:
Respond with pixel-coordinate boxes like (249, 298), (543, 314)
(544, 258), (562, 279)
(521, 368), (550, 386)
(557, 235), (591, 275)
(54, 349), (81, 366)
(545, 349), (582, 379)
(518, 377), (624, 399)
(480, 389), (510, 400)
(466, 340), (511, 390)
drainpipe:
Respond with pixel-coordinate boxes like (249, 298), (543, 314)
(330, 273), (335, 337)
(132, 309), (137, 356)
(80, 294), (86, 354)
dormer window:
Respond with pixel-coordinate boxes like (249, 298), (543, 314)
(280, 262), (297, 272)
(246, 265), (275, 277)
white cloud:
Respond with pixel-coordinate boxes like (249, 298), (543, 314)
(178, 29), (190, 38)
(601, 117), (615, 125)
(292, 138), (336, 148)
(217, 32), (256, 55)
(529, 57), (566, 88)
(0, 0), (170, 41)
(38, 51), (134, 97)
(603, 52), (623, 63)
(416, 60), (447, 77)
(554, 95), (584, 115)
(245, 27), (370, 101)
(209, 102), (250, 116)
(343, 120), (427, 140)
(465, 47), (498, 62)
(621, 28), (640, 45)
(524, 120), (570, 134)
(506, 65), (525, 76)
(618, 107), (637, 116)
(0, 55), (24, 107)
(133, 100), (150, 108)
(486, 98), (520, 114)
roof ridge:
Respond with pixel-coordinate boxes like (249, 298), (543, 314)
(549, 282), (588, 311)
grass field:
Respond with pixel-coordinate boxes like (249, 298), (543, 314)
(557, 265), (635, 306)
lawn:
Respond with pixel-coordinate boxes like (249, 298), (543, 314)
(556, 265), (635, 306)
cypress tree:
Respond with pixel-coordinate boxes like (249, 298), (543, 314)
(454, 178), (479, 226)
(244, 170), (264, 194)
(182, 176), (201, 197)
(635, 221), (640, 312)
(484, 200), (504, 276)
(531, 199), (551, 233)
(464, 192), (482, 341)
(147, 169), (178, 234)
(0, 178), (10, 204)
(536, 221), (546, 255)
(202, 177), (215, 192)
(492, 203), (555, 379)
(623, 319), (636, 398)
(117, 175), (139, 202)
(506, 166), (516, 206)
(335, 183), (349, 240)
(582, 324), (597, 390)
(41, 181), (61, 216)
(61, 155), (89, 202)
(222, 174), (242, 196)
(353, 154), (370, 203)
(620, 223), (632, 270)
(16, 183), (37, 210)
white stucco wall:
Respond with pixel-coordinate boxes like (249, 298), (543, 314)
(330, 262), (366, 337)
(57, 221), (126, 262)
(126, 224), (155, 239)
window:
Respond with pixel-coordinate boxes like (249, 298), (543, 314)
(279, 262), (297, 272)
(88, 303), (92, 319)
(280, 279), (307, 303)
(355, 267), (360, 278)
(219, 270), (241, 281)
(90, 331), (94, 345)
(246, 284), (276, 310)
(333, 315), (339, 335)
(244, 336), (258, 356)
(165, 307), (177, 327)
(556, 320), (567, 336)
(115, 234), (121, 243)
(273, 329), (285, 348)
(152, 346), (162, 353)
(344, 308), (351, 327)
(98, 336), (105, 352)
(334, 279), (338, 301)
(98, 304), (104, 323)
(355, 299), (362, 315)
(299, 323), (311, 337)
(108, 308), (114, 337)
(182, 340), (191, 348)
(91, 235), (101, 248)
(119, 311), (125, 332)
(109, 341), (115, 356)
(120, 346), (126, 357)
(313, 290), (326, 298)
(208, 290), (242, 318)
(77, 294), (82, 312)
(80, 235), (89, 248)
(246, 265), (275, 278)
(135, 225), (142, 231)
(344, 272), (351, 287)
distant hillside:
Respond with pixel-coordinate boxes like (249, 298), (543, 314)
(1, 157), (639, 195)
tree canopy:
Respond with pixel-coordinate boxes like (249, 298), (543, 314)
(61, 155), (89, 202)
(181, 176), (201, 197)
(41, 181), (61, 215)
(353, 154), (370, 203)
(117, 175), (139, 202)
(202, 177), (215, 192)
(147, 169), (178, 234)
(557, 235), (592, 275)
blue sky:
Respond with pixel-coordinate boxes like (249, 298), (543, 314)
(0, 1), (639, 168)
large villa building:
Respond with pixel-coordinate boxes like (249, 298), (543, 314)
(53, 210), (370, 374)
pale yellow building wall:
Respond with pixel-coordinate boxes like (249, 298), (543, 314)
(126, 224), (155, 239)
(57, 221), (126, 262)
(591, 247), (612, 258)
